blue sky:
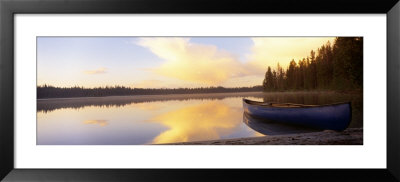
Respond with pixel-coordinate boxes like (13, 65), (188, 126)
(37, 37), (335, 88)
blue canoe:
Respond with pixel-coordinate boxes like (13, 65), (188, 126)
(243, 99), (352, 131)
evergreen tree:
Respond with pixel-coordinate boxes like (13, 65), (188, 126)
(287, 59), (297, 90)
(263, 66), (274, 91)
(332, 37), (363, 89)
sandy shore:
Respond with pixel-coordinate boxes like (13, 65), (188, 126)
(162, 128), (363, 145)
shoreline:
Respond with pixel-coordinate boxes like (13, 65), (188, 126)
(161, 128), (363, 145)
(37, 90), (353, 101)
(37, 91), (265, 102)
(37, 91), (265, 112)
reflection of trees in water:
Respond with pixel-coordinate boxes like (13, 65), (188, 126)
(37, 95), (251, 113)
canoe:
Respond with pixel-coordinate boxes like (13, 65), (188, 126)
(243, 112), (321, 135)
(242, 99), (352, 131)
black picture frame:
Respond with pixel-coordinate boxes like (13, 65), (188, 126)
(1, 0), (399, 181)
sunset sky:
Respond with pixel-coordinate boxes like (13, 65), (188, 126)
(37, 37), (335, 88)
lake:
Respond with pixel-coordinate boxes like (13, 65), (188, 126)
(37, 91), (363, 145)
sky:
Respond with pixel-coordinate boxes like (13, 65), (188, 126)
(37, 37), (335, 88)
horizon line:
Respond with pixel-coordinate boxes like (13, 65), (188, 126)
(37, 84), (263, 89)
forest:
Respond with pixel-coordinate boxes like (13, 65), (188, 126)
(37, 85), (263, 99)
(262, 37), (363, 91)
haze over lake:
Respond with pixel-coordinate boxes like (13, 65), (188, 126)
(37, 92), (362, 145)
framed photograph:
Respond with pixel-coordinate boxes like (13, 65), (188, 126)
(1, 0), (399, 181)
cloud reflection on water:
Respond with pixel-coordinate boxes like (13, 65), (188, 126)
(83, 119), (109, 127)
(148, 101), (242, 144)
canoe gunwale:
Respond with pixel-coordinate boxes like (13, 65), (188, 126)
(242, 98), (351, 108)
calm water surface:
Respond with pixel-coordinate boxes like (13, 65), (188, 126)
(37, 92), (362, 145)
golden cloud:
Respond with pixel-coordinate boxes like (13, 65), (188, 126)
(137, 38), (250, 86)
(83, 67), (107, 74)
(248, 37), (336, 70)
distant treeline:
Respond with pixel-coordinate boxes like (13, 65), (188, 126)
(37, 85), (263, 99)
(262, 37), (363, 91)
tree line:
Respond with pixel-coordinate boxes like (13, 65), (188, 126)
(37, 85), (263, 99)
(263, 37), (363, 91)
